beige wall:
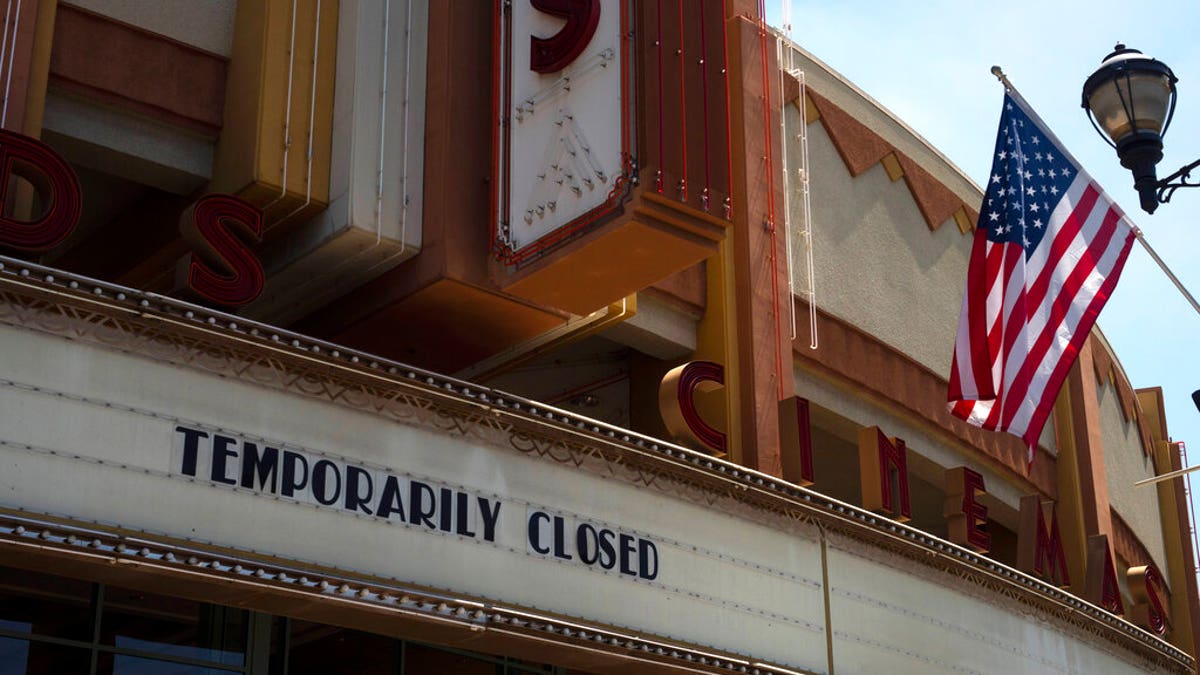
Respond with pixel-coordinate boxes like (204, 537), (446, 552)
(67, 0), (236, 55)
(1099, 377), (1168, 574)
(787, 105), (970, 379)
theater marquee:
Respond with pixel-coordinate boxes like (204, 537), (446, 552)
(0, 269), (1187, 673)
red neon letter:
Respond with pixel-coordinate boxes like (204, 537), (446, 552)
(658, 361), (726, 456)
(779, 396), (815, 486)
(179, 194), (265, 308)
(529, 0), (600, 74)
(1128, 564), (1169, 635)
(857, 427), (910, 522)
(944, 467), (990, 552)
(0, 129), (81, 251)
(1086, 535), (1124, 616)
(1016, 495), (1071, 587)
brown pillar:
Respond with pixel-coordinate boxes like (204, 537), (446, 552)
(722, 6), (793, 475)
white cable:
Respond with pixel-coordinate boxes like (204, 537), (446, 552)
(793, 65), (818, 350)
(0, 0), (14, 127)
(777, 38), (796, 342)
(263, 0), (300, 217)
(399, 0), (413, 250)
(375, 0), (391, 244)
(281, 0), (321, 224)
(0, 0), (19, 128)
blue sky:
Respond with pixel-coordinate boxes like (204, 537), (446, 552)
(764, 2), (1200, 511)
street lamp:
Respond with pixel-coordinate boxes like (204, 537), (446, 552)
(1081, 44), (1200, 214)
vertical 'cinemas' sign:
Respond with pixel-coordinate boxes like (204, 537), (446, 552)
(0, 130), (265, 307)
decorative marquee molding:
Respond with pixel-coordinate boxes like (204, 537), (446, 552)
(0, 254), (1190, 673)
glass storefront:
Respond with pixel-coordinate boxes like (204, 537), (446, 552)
(0, 567), (588, 674)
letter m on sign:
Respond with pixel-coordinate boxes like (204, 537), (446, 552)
(1017, 495), (1070, 588)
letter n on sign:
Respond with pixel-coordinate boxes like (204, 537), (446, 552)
(857, 426), (910, 522)
(659, 361), (726, 456)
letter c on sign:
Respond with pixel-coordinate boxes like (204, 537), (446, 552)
(529, 0), (600, 74)
(179, 194), (265, 308)
(658, 361), (726, 455)
(0, 129), (81, 252)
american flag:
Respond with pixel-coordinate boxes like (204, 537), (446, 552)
(948, 91), (1135, 463)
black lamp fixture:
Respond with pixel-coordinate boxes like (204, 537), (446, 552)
(1081, 44), (1200, 214)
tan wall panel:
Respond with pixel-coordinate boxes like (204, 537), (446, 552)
(211, 0), (336, 229)
(1100, 379), (1168, 574)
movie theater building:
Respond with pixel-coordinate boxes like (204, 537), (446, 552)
(0, 1), (1196, 672)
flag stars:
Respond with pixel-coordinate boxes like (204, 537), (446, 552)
(992, 174), (1001, 184)
(1023, 170), (1032, 180)
(1049, 186), (1059, 196)
(989, 211), (1000, 222)
(1030, 203), (1039, 213)
(1026, 186), (1036, 196)
(1048, 169), (1056, 178)
(1033, 218), (1043, 229)
(998, 150), (1008, 160)
(1031, 136), (1040, 145)
(1045, 152), (1055, 162)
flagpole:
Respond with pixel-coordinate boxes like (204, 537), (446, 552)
(991, 65), (1200, 319)
(1131, 226), (1200, 317)
(1134, 461), (1200, 487)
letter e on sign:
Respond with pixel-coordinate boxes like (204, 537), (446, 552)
(944, 466), (990, 553)
(178, 194), (266, 308)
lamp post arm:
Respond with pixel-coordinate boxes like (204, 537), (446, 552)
(1155, 156), (1200, 205)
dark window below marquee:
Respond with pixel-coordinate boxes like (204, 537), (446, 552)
(0, 565), (596, 675)
(0, 566), (249, 674)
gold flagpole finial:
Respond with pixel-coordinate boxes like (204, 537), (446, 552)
(991, 66), (1014, 92)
